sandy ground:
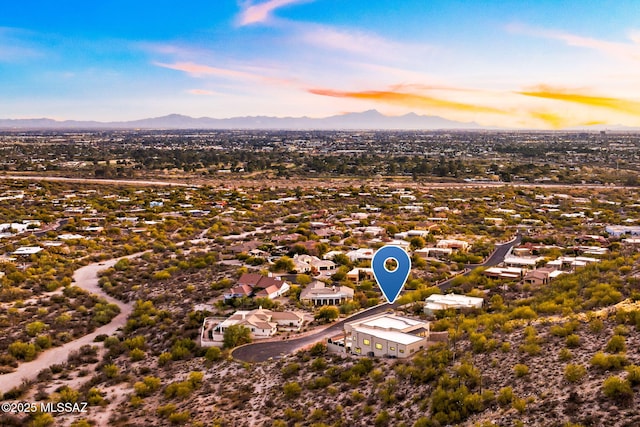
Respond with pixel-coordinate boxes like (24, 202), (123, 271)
(0, 253), (145, 393)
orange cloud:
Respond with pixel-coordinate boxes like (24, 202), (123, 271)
(519, 86), (640, 115)
(309, 88), (505, 114)
(528, 112), (571, 129)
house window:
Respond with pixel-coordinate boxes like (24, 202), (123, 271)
(354, 347), (361, 354)
(389, 346), (395, 351)
(399, 349), (405, 353)
(375, 343), (383, 350)
(363, 339), (370, 345)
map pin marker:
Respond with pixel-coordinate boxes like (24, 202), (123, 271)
(372, 245), (411, 304)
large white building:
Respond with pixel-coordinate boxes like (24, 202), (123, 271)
(424, 293), (484, 315)
(343, 313), (430, 358)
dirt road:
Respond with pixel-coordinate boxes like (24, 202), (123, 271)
(0, 254), (143, 393)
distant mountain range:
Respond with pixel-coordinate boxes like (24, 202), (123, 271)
(0, 110), (488, 130)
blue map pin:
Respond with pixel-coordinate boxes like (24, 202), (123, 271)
(372, 245), (411, 304)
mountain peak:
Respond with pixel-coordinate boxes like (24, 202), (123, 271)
(0, 111), (489, 130)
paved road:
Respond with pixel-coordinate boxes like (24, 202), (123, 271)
(232, 234), (521, 363)
(0, 254), (144, 393)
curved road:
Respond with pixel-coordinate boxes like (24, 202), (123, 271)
(232, 234), (521, 362)
(0, 254), (143, 393)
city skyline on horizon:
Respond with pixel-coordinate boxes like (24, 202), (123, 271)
(3, 1), (640, 129)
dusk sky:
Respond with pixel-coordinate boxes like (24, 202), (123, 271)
(2, 1), (640, 128)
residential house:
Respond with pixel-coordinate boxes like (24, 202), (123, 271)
(606, 225), (640, 237)
(223, 273), (290, 300)
(200, 307), (305, 346)
(414, 247), (453, 259)
(436, 239), (469, 252)
(546, 256), (600, 270)
(523, 268), (564, 286)
(483, 267), (523, 280)
(292, 254), (337, 275)
(299, 281), (354, 306)
(346, 267), (375, 283)
(346, 248), (375, 262)
(224, 284), (253, 299)
(424, 293), (484, 315)
(502, 255), (545, 269)
(228, 240), (262, 254)
(13, 246), (43, 256)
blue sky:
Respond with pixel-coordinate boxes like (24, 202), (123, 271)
(2, 1), (640, 128)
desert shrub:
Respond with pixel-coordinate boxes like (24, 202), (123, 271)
(307, 376), (331, 390)
(283, 382), (302, 398)
(589, 318), (604, 334)
(102, 364), (119, 379)
(309, 342), (327, 356)
(605, 335), (626, 353)
(204, 347), (222, 362)
(510, 306), (537, 320)
(129, 348), (145, 361)
(497, 387), (514, 406)
(168, 410), (190, 424)
(625, 365), (640, 385)
(602, 376), (633, 402)
(8, 341), (38, 361)
(565, 334), (580, 348)
(281, 362), (300, 379)
(590, 352), (628, 371)
(374, 410), (391, 427)
(512, 397), (527, 413)
(559, 348), (573, 361)
(513, 364), (530, 377)
(564, 364), (586, 383)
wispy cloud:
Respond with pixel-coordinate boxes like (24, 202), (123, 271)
(308, 88), (506, 114)
(0, 27), (42, 62)
(518, 85), (640, 115)
(508, 23), (640, 62)
(154, 60), (300, 90)
(299, 24), (430, 59)
(237, 0), (311, 26)
(154, 61), (258, 79)
(187, 89), (217, 96)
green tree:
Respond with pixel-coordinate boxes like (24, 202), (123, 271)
(272, 256), (294, 272)
(223, 325), (252, 349)
(315, 306), (339, 323)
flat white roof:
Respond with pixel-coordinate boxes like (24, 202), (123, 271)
(360, 315), (423, 331)
(13, 246), (43, 255)
(425, 293), (483, 306)
(504, 255), (543, 265)
(353, 326), (424, 345)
